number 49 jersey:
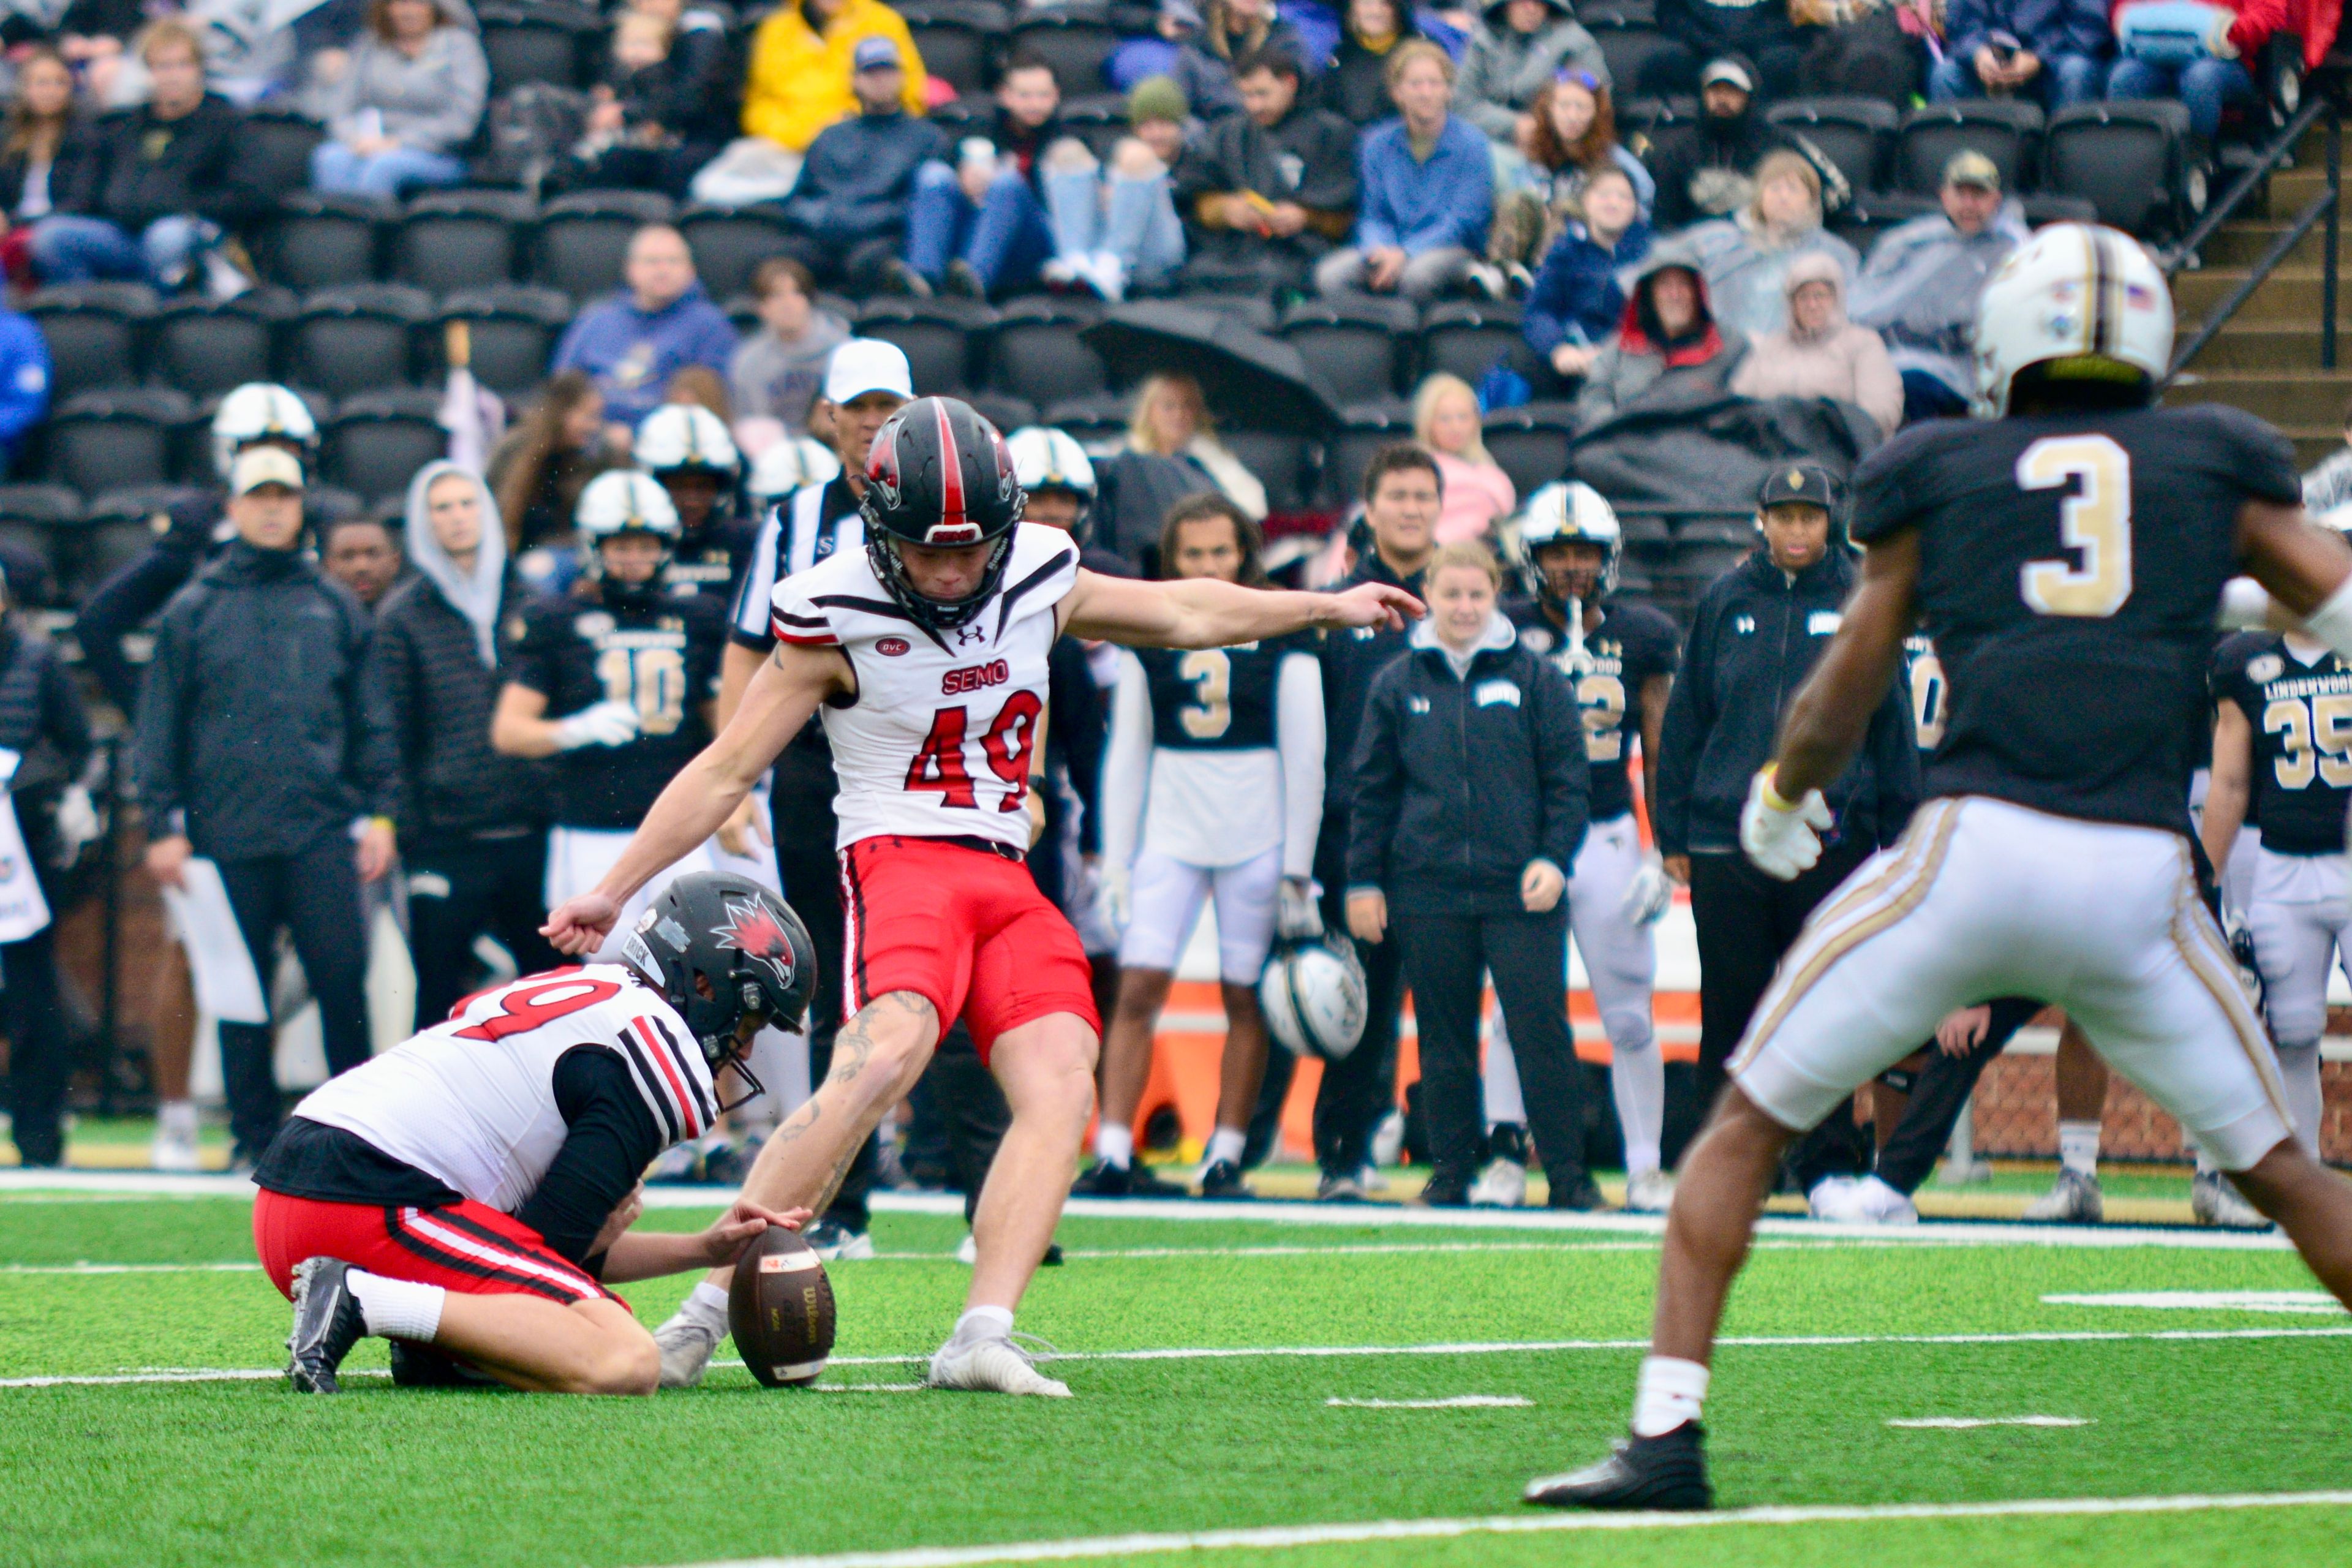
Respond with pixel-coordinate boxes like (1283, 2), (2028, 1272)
(1849, 404), (2302, 834)
(771, 522), (1079, 851)
(2212, 631), (2352, 856)
(290, 966), (714, 1215)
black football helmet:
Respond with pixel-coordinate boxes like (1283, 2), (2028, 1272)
(620, 872), (818, 1109)
(859, 396), (1026, 631)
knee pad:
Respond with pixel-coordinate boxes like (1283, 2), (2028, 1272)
(1600, 1009), (1654, 1058)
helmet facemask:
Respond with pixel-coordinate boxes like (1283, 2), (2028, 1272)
(865, 529), (1017, 633)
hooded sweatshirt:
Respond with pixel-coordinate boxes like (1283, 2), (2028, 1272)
(369, 463), (546, 842)
(310, 20), (489, 156)
(1686, 204), (1859, 341)
(1454, 0), (1610, 143)
(1728, 250), (1903, 437)
(1523, 215), (1654, 355)
(1574, 244), (1747, 433)
(1641, 56), (1797, 229)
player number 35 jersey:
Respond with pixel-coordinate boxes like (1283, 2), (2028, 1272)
(769, 523), (1080, 851)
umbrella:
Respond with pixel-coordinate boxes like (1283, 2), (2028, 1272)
(1078, 303), (1344, 436)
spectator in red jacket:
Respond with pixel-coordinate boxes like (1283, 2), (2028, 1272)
(2106, 0), (2284, 139)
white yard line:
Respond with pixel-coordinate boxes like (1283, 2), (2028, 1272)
(1885, 1416), (2094, 1429)
(1324, 1395), (1533, 1409)
(636, 1491), (2352, 1568)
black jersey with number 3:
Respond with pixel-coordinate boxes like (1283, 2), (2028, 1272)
(1507, 599), (1680, 823)
(505, 591), (726, 830)
(2212, 631), (2352, 856)
(1849, 404), (2302, 834)
(1133, 636), (1310, 752)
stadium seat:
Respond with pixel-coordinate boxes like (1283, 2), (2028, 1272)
(1586, 20), (1683, 97)
(1675, 516), (1755, 546)
(243, 108), (329, 198)
(858, 298), (989, 396)
(1278, 296), (1414, 407)
(255, 192), (388, 291)
(1894, 100), (2045, 197)
(435, 285), (575, 399)
(42, 388), (190, 497)
(2041, 100), (2195, 236)
(77, 485), (196, 598)
(1221, 430), (1315, 513)
(987, 296), (1107, 405)
(1174, 292), (1279, 332)
(323, 389), (449, 506)
(1322, 400), (1414, 507)
(1826, 190), (1939, 251)
(1039, 391), (1128, 446)
(1665, 538), (1752, 596)
(966, 391), (1038, 434)
(533, 190), (676, 298)
(284, 285), (432, 397)
(1481, 404), (1577, 500)
(1008, 8), (1121, 95)
(303, 484), (369, 526)
(24, 282), (154, 401)
(929, 97), (988, 138)
(677, 204), (794, 305)
(148, 293), (292, 399)
(478, 1), (597, 92)
(900, 0), (1009, 97)
(2021, 194), (2104, 226)
(1617, 96), (1698, 137)
(393, 190), (535, 292)
(1418, 300), (1540, 388)
(0, 484), (80, 606)
(1768, 97), (1899, 197)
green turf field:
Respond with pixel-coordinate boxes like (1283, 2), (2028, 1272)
(3, 1185), (2349, 1568)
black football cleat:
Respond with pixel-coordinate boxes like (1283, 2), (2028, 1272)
(1523, 1423), (1713, 1510)
(287, 1257), (368, 1395)
(1197, 1158), (1254, 1200)
(1072, 1159), (1186, 1198)
(1547, 1172), (1608, 1212)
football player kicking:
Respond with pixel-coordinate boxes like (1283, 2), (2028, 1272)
(252, 873), (816, 1395)
(1480, 483), (1679, 1211)
(545, 398), (1420, 1396)
(1526, 224), (2352, 1510)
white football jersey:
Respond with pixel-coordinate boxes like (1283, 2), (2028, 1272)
(769, 522), (1080, 851)
(292, 965), (714, 1215)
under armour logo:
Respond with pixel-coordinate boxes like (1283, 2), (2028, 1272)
(954, 625), (987, 647)
(1735, 615), (1757, 635)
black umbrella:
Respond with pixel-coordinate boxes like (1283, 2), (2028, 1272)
(1078, 302), (1345, 435)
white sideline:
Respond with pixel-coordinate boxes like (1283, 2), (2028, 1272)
(17, 1325), (2352, 1390)
(1885, 1415), (2093, 1429)
(637, 1491), (2352, 1568)
(1325, 1395), (1533, 1409)
(0, 1170), (2300, 1251)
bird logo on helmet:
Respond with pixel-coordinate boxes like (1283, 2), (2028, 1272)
(859, 397), (1028, 632)
(1973, 222), (2173, 418)
(622, 872), (818, 1112)
(1517, 481), (1623, 607)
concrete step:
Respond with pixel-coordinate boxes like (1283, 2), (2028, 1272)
(2165, 369), (2352, 425)
(2264, 166), (2337, 220)
(2180, 325), (2351, 368)
(2195, 219), (2342, 268)
(2174, 265), (2352, 321)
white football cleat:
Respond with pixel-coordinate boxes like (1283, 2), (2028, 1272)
(151, 1104), (202, 1173)
(2021, 1168), (2103, 1224)
(652, 1309), (725, 1390)
(1807, 1175), (1864, 1221)
(954, 1233), (978, 1265)
(927, 1332), (1071, 1397)
(2192, 1170), (2271, 1230)
(1468, 1158), (1528, 1208)
(1851, 1174), (1918, 1224)
(1623, 1168), (1675, 1213)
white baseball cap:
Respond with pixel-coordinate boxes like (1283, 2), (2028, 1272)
(230, 445), (306, 494)
(823, 338), (914, 406)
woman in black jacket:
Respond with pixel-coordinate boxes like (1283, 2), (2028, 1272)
(0, 48), (96, 261)
(1345, 540), (1600, 1208)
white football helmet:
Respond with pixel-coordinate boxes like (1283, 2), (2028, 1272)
(1008, 425), (1097, 537)
(576, 469), (682, 546)
(1259, 935), (1370, 1061)
(1517, 480), (1622, 600)
(747, 436), (842, 507)
(210, 383), (318, 480)
(1973, 222), (2174, 417)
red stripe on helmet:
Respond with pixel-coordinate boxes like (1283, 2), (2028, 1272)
(933, 399), (967, 533)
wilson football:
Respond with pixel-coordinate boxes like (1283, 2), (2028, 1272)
(728, 1226), (837, 1388)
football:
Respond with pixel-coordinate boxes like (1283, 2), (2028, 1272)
(727, 1226), (837, 1388)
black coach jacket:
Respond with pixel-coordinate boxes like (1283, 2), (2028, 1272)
(1346, 614), (1590, 917)
(1654, 545), (1920, 859)
(370, 568), (546, 846)
(1318, 548), (1428, 818)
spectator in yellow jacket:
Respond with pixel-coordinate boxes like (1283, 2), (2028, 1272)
(744, 0), (929, 153)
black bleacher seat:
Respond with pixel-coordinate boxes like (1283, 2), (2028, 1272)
(1322, 400), (1412, 507)
(678, 205), (794, 305)
(858, 298), (990, 396)
(323, 390), (448, 507)
(42, 389), (190, 497)
(77, 486), (198, 599)
(0, 484), (81, 606)
(533, 190), (676, 299)
(1587, 19), (1683, 99)
(1664, 539), (1752, 597)
(243, 108), (329, 198)
(929, 97), (989, 137)
(285, 285), (432, 397)
(1826, 190), (1937, 251)
(1008, 7), (1121, 96)
(966, 391), (1038, 433)
(24, 283), (153, 401)
(148, 293), (293, 399)
(256, 193), (388, 291)
(2021, 194), (2103, 226)
(900, 0), (1009, 97)
(1221, 430), (1315, 513)
(1894, 100), (2045, 197)
(1768, 97), (1899, 197)
(1418, 300), (1540, 388)
(1481, 404), (1576, 500)
(1618, 96), (1698, 137)
(1039, 391), (1128, 446)
(303, 485), (369, 526)
(1057, 93), (1129, 159)
(478, 1), (599, 92)
(394, 190), (536, 291)
(1279, 295), (1415, 407)
(987, 296), (1107, 405)
(1174, 292), (1279, 332)
(1675, 516), (1755, 546)
(2041, 100), (2195, 236)
(435, 285), (575, 399)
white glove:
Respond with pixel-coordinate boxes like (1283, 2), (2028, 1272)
(1277, 876), (1324, 939)
(1101, 862), (1132, 930)
(1620, 851), (1674, 926)
(1740, 766), (1834, 881)
(554, 700), (641, 750)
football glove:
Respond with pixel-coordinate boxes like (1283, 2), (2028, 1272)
(1621, 851), (1675, 926)
(54, 785), (100, 865)
(1740, 766), (1833, 881)
(1277, 876), (1324, 940)
(554, 699), (642, 750)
